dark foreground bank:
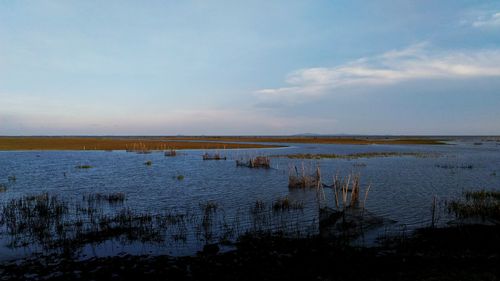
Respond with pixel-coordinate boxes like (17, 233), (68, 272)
(1, 225), (499, 281)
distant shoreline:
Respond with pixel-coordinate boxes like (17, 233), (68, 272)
(0, 137), (281, 151)
(0, 136), (451, 150)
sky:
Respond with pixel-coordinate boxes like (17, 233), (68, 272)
(1, 0), (500, 136)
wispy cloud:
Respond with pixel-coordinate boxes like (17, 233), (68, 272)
(472, 11), (500, 28)
(255, 43), (500, 103)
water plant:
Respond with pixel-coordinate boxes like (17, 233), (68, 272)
(202, 153), (226, 160)
(272, 196), (304, 212)
(288, 164), (322, 189)
(145, 160), (153, 166)
(435, 164), (473, 169)
(0, 184), (7, 192)
(75, 165), (93, 169)
(236, 156), (271, 169)
(8, 175), (16, 182)
(164, 149), (177, 157)
(447, 190), (500, 222)
(83, 193), (126, 204)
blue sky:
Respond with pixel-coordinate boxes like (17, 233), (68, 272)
(1, 0), (499, 135)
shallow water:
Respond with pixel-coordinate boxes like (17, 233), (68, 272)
(1, 137), (499, 259)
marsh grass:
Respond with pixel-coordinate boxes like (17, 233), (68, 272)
(436, 164), (474, 169)
(0, 192), (322, 257)
(83, 193), (126, 205)
(202, 153), (226, 160)
(272, 197), (304, 212)
(164, 149), (177, 157)
(236, 156), (271, 169)
(75, 165), (93, 169)
(0, 137), (278, 151)
(288, 163), (322, 189)
(447, 190), (500, 222)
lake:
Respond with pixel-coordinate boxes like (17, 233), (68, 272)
(1, 137), (499, 260)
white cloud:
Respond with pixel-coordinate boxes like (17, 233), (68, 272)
(255, 44), (500, 103)
(472, 12), (500, 28)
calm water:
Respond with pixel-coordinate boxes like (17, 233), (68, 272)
(1, 138), (500, 259)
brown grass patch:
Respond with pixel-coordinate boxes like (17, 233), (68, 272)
(0, 137), (281, 151)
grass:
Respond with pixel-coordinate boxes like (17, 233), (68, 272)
(236, 156), (271, 168)
(272, 197), (304, 212)
(0, 137), (281, 151)
(274, 152), (435, 159)
(75, 165), (93, 169)
(163, 136), (447, 145)
(84, 193), (126, 204)
(0, 192), (318, 256)
(202, 153), (227, 160)
(447, 190), (500, 222)
(288, 165), (322, 189)
(435, 164), (473, 169)
(164, 149), (177, 157)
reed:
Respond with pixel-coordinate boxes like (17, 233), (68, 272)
(202, 153), (226, 160)
(435, 164), (473, 169)
(236, 156), (271, 169)
(84, 193), (126, 204)
(75, 165), (93, 169)
(331, 173), (366, 210)
(288, 164), (321, 189)
(164, 149), (177, 157)
(447, 190), (500, 222)
(272, 196), (304, 212)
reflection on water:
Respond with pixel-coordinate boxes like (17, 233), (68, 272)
(0, 138), (499, 259)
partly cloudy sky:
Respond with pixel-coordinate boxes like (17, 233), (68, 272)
(1, 0), (499, 135)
